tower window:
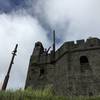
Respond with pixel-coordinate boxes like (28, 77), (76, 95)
(80, 56), (91, 72)
(39, 68), (45, 78)
(89, 92), (93, 96)
(40, 68), (44, 75)
(80, 56), (89, 64)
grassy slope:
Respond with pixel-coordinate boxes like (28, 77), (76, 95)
(0, 87), (100, 100)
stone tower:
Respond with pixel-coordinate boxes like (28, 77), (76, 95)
(25, 37), (100, 96)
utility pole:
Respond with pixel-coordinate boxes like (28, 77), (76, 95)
(2, 44), (18, 90)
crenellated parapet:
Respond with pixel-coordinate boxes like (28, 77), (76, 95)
(26, 37), (100, 96)
(56, 37), (100, 52)
(55, 37), (100, 61)
(31, 37), (100, 65)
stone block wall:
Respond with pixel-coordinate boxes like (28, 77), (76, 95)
(25, 37), (100, 96)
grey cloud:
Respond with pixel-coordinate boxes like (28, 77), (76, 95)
(28, 0), (100, 42)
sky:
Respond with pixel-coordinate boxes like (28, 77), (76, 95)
(0, 0), (100, 89)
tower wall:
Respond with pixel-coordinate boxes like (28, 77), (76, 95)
(25, 37), (100, 96)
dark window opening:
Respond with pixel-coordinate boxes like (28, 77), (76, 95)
(39, 68), (45, 77)
(80, 56), (91, 72)
(89, 92), (93, 96)
(90, 44), (94, 47)
(80, 56), (89, 64)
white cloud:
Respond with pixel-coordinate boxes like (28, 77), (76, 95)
(0, 12), (50, 89)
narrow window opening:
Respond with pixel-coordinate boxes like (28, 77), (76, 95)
(89, 92), (93, 96)
(39, 68), (45, 79)
(40, 69), (44, 75)
(80, 56), (89, 64)
(80, 56), (91, 72)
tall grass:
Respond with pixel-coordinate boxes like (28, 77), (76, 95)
(0, 86), (100, 100)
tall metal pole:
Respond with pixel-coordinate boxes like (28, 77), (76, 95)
(53, 30), (55, 53)
(2, 44), (18, 90)
(52, 30), (56, 62)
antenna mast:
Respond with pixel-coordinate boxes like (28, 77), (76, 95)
(2, 44), (18, 90)
(53, 30), (55, 53)
(52, 30), (56, 63)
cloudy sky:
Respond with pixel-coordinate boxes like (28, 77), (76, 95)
(0, 0), (100, 89)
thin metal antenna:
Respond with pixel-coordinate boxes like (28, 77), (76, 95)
(52, 30), (56, 63)
(53, 30), (55, 53)
(2, 44), (18, 90)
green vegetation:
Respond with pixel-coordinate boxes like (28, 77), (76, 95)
(0, 86), (100, 100)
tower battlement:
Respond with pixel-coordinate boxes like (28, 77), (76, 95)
(55, 37), (100, 61)
(31, 37), (100, 65)
(25, 37), (100, 96)
(57, 37), (100, 52)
